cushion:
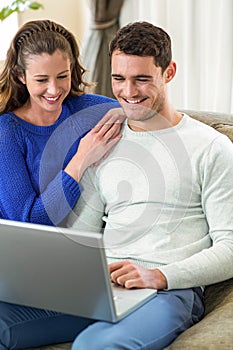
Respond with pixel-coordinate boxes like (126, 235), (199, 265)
(165, 278), (233, 349)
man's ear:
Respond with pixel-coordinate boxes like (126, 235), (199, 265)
(164, 61), (176, 83)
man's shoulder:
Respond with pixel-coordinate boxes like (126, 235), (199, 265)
(182, 113), (226, 140)
(180, 114), (233, 159)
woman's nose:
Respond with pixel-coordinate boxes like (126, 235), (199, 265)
(47, 80), (59, 95)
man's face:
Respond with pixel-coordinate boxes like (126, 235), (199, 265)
(111, 50), (168, 125)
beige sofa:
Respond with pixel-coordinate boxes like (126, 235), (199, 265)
(29, 110), (233, 350)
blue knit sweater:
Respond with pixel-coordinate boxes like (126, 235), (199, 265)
(0, 94), (119, 225)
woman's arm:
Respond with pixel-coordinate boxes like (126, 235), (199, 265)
(0, 107), (125, 225)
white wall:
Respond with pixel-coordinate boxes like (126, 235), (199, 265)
(120, 0), (233, 113)
(0, 0), (90, 66)
(0, 12), (18, 62)
(18, 0), (90, 47)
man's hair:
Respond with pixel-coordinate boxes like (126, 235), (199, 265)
(109, 21), (172, 73)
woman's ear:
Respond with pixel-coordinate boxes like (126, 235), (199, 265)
(17, 74), (26, 85)
(164, 61), (176, 83)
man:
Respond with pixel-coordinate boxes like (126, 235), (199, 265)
(68, 22), (233, 349)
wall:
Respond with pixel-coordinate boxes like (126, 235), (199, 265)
(18, 0), (90, 47)
(0, 0), (90, 67)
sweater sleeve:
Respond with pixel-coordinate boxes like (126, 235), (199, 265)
(159, 135), (233, 289)
(67, 167), (105, 232)
(0, 95), (121, 226)
(0, 121), (81, 226)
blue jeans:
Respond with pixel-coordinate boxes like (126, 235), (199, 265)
(0, 288), (204, 350)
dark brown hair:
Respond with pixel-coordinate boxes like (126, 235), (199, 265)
(109, 21), (172, 73)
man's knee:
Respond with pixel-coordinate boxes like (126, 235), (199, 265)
(72, 327), (131, 350)
(73, 337), (118, 350)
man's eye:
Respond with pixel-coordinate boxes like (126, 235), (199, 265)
(137, 78), (149, 82)
(113, 77), (124, 81)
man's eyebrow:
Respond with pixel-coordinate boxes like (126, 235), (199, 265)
(135, 75), (153, 78)
(111, 74), (152, 78)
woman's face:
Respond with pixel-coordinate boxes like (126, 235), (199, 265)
(19, 49), (71, 120)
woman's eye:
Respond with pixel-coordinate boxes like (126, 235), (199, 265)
(36, 79), (47, 83)
(58, 75), (68, 79)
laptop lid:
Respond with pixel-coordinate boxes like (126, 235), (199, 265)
(0, 219), (156, 322)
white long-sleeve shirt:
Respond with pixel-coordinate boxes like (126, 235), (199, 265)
(67, 114), (233, 289)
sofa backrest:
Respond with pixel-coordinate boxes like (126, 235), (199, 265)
(181, 110), (233, 142)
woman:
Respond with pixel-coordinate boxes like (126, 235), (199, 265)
(0, 19), (123, 349)
(0, 19), (122, 226)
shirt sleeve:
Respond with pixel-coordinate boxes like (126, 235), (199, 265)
(0, 123), (81, 226)
(159, 135), (233, 289)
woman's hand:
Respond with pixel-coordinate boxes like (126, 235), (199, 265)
(65, 108), (125, 181)
(94, 107), (126, 136)
(76, 120), (122, 170)
(109, 260), (168, 290)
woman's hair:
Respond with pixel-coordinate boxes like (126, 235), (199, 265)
(0, 19), (90, 114)
(109, 21), (172, 73)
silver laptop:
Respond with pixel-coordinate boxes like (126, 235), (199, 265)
(0, 219), (157, 322)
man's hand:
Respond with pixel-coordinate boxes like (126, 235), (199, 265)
(109, 260), (167, 290)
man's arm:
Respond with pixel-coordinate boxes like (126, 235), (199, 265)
(67, 135), (233, 290)
(66, 167), (105, 233)
(159, 135), (233, 289)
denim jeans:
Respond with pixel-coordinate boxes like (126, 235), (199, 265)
(0, 288), (204, 350)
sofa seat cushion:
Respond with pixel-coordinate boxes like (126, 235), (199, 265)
(165, 278), (233, 349)
(29, 279), (233, 350)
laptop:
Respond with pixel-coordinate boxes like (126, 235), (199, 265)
(0, 219), (157, 322)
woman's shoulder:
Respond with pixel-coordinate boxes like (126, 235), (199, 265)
(0, 111), (14, 120)
(0, 112), (19, 131)
(0, 112), (25, 150)
(65, 94), (120, 114)
(61, 94), (119, 131)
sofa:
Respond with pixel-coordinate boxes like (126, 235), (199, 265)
(28, 110), (233, 350)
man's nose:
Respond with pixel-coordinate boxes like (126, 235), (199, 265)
(124, 81), (138, 97)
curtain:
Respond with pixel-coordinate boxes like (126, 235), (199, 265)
(120, 0), (233, 114)
(81, 0), (124, 98)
